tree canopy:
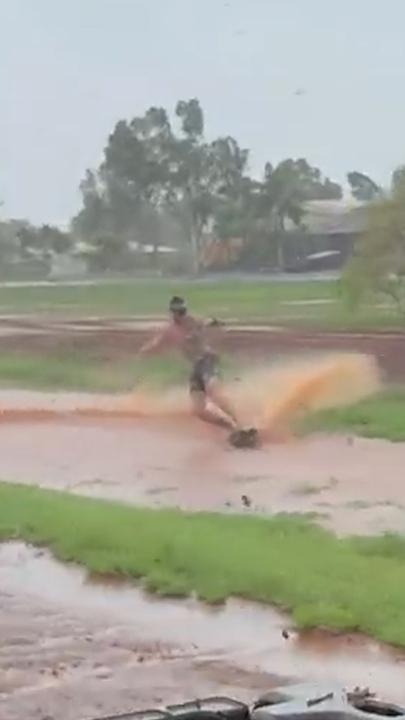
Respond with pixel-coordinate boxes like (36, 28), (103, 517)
(5, 96), (405, 281)
(72, 97), (343, 272)
(344, 177), (405, 312)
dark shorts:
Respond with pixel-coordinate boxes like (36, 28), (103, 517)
(189, 352), (220, 394)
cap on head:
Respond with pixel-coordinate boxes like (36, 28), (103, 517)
(169, 295), (187, 315)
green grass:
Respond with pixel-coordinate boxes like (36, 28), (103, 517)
(0, 350), (240, 393)
(0, 278), (403, 329)
(0, 279), (334, 318)
(3, 482), (405, 646)
(0, 352), (192, 392)
(302, 388), (405, 442)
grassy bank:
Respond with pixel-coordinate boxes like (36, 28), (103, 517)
(0, 350), (237, 393)
(0, 278), (403, 329)
(302, 389), (405, 442)
(2, 482), (405, 646)
(0, 279), (335, 318)
(0, 352), (191, 392)
(0, 278), (403, 330)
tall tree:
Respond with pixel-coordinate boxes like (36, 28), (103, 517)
(74, 98), (249, 273)
(257, 158), (342, 268)
(344, 180), (405, 312)
(73, 99), (343, 273)
(170, 103), (249, 270)
(0, 218), (27, 268)
(73, 108), (173, 268)
(391, 165), (405, 193)
(17, 224), (72, 260)
(73, 170), (110, 239)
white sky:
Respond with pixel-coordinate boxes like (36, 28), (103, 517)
(2, 0), (405, 225)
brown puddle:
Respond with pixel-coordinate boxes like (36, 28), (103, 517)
(2, 542), (405, 704)
(1, 397), (405, 535)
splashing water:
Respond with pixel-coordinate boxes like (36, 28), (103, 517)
(117, 352), (381, 435)
(236, 352), (380, 432)
(0, 353), (380, 438)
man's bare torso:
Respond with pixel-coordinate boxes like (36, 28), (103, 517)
(163, 315), (213, 363)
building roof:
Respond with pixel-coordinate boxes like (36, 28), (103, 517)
(287, 199), (368, 235)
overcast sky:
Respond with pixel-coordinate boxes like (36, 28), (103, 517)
(2, 0), (405, 225)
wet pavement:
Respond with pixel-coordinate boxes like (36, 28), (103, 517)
(2, 542), (405, 720)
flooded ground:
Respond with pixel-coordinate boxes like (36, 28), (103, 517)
(2, 381), (405, 718)
(2, 542), (405, 720)
(0, 389), (405, 536)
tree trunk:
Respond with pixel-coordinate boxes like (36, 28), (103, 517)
(190, 226), (200, 275)
(152, 243), (159, 270)
(276, 213), (286, 271)
(276, 233), (285, 271)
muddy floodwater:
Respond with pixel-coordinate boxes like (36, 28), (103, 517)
(2, 542), (405, 720)
(2, 389), (405, 719)
(1, 390), (405, 535)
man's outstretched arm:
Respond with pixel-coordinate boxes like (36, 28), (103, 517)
(138, 328), (170, 357)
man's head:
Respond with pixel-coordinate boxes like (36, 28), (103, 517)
(169, 295), (187, 322)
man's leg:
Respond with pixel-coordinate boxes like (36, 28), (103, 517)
(190, 389), (235, 429)
(205, 377), (239, 429)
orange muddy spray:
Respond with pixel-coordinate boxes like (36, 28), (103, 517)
(115, 351), (381, 438)
(0, 353), (380, 439)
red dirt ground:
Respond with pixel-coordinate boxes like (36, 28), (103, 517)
(1, 319), (405, 718)
(0, 316), (404, 379)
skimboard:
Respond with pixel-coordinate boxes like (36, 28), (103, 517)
(228, 427), (259, 449)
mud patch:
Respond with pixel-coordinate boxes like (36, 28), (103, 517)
(146, 486), (179, 496)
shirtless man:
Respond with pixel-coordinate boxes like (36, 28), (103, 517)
(138, 295), (240, 430)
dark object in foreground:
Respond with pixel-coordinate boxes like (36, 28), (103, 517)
(229, 427), (259, 449)
(252, 683), (403, 719)
(94, 697), (248, 720)
(241, 494), (252, 508)
(89, 683), (405, 720)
